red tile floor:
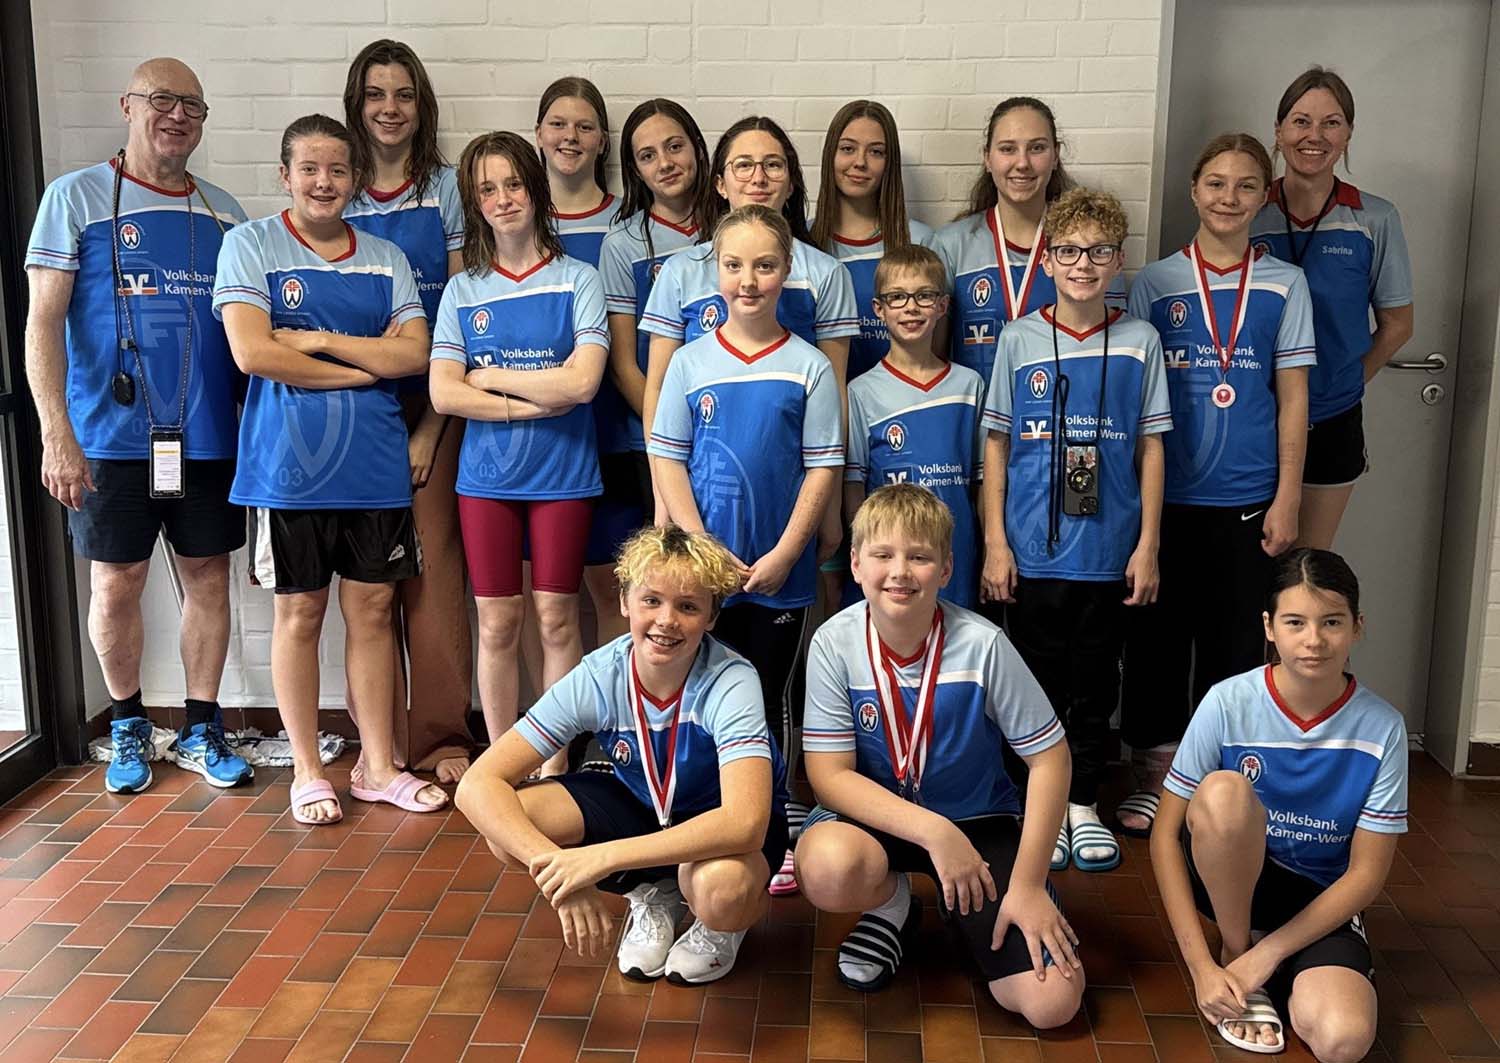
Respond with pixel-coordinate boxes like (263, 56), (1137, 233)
(0, 751), (1491, 1062)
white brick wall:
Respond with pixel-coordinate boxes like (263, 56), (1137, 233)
(0, 492), (27, 729)
(28, 0), (1165, 709)
(1472, 496), (1500, 738)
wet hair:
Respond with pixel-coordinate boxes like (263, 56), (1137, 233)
(872, 244), (947, 295)
(712, 204), (794, 268)
(851, 483), (954, 562)
(617, 99), (716, 285)
(960, 96), (1073, 220)
(343, 39), (445, 201)
(708, 116), (812, 244)
(615, 524), (742, 616)
(456, 130), (566, 277)
(1191, 132), (1274, 188)
(535, 76), (611, 195)
(1044, 186), (1129, 247)
(280, 114), (356, 171)
(809, 100), (913, 255)
(1266, 547), (1361, 618)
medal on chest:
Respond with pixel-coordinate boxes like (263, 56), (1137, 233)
(1188, 241), (1255, 411)
(628, 653), (686, 827)
(863, 608), (945, 801)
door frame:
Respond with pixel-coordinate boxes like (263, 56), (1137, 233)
(0, 0), (88, 800)
(1149, 0), (1500, 775)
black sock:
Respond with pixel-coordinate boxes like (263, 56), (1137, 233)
(110, 690), (145, 722)
(183, 699), (219, 729)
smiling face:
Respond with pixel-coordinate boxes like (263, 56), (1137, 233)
(632, 112), (697, 210)
(872, 265), (947, 347)
(1042, 221), (1122, 307)
(833, 115), (888, 203)
(1191, 151), (1269, 241)
(715, 130), (792, 212)
(983, 106), (1057, 210)
(621, 568), (715, 673)
(472, 152), (534, 243)
(1275, 87), (1351, 182)
(1263, 581), (1363, 686)
(361, 62), (418, 156)
(536, 95), (604, 184)
(851, 527), (952, 626)
(716, 220), (790, 326)
(280, 135), (355, 225)
(122, 59), (206, 167)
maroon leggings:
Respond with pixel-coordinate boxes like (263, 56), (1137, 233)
(457, 495), (593, 597)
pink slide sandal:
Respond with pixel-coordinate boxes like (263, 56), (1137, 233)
(350, 771), (448, 813)
(290, 778), (344, 825)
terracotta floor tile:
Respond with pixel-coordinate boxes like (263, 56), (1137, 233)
(109, 864), (180, 906)
(41, 881), (116, 925)
(473, 988), (544, 1044)
(0, 824), (53, 861)
(12, 945), (101, 997)
(418, 835), (474, 871)
(358, 909), (428, 958)
(362, 984), (439, 1042)
(1093, 1045), (1157, 1063)
(451, 852), (504, 894)
(324, 956), (402, 1011)
(34, 972), (125, 1030)
(159, 904), (238, 950)
(409, 1012), (482, 1063)
(435, 960), (505, 1014)
(83, 844), (159, 883)
(291, 867), (362, 911)
(136, 976), (227, 1034)
(428, 892), (487, 937)
(757, 972), (812, 1026)
(104, 796), (173, 829)
(486, 873), (540, 915)
(980, 1037), (1043, 1063)
(635, 1019), (698, 1063)
(499, 938), (563, 990)
(102, 1033), (185, 1063)
(583, 991), (649, 1050)
(63, 901), (144, 947)
(282, 1009), (368, 1063)
(262, 849), (330, 889)
(226, 1037), (295, 1063)
(697, 997), (758, 1056)
(1034, 1012), (1098, 1063)
(343, 1045), (406, 1063)
(462, 1045), (522, 1062)
(238, 832), (301, 868)
(185, 930), (264, 981)
(921, 1004), (982, 1063)
(462, 914), (523, 963)
(392, 868), (456, 912)
(1085, 986), (1150, 1044)
(395, 935), (465, 987)
(84, 925), (168, 976)
(866, 1030), (924, 1063)
(255, 909), (328, 957)
(227, 887), (300, 932)
(863, 970), (923, 1033)
(187, 796), (255, 832)
(28, 794), (95, 826)
(127, 813), (193, 850)
(287, 931), (363, 982)
(218, 954), (298, 1009)
(386, 815), (446, 853)
(245, 982), (331, 1039)
(1143, 1015), (1214, 1063)
(650, 979), (708, 1022)
(169, 1005), (258, 1063)
(132, 885), (209, 929)
(5, 1026), (73, 1062)
(58, 1000), (154, 1059)
(14, 853), (89, 897)
(809, 1001), (865, 1059)
(516, 1016), (586, 1063)
(539, 965), (605, 1017)
(209, 866), (273, 908)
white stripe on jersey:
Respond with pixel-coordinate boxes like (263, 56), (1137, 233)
(697, 370), (815, 390)
(452, 282), (581, 308)
(344, 196), (442, 218)
(1224, 737), (1387, 759)
(1009, 345), (1153, 370)
(1150, 279), (1294, 301)
(872, 669), (986, 688)
(261, 262), (398, 278)
(879, 393), (983, 422)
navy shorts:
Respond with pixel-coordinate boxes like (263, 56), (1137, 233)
(69, 459), (245, 564)
(548, 769), (789, 894)
(1304, 402), (1368, 487)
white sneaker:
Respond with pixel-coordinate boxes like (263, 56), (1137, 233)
(616, 881), (686, 981)
(664, 918), (747, 985)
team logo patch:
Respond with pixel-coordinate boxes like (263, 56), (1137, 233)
(612, 739), (632, 766)
(118, 221), (142, 250)
(1168, 298), (1188, 329)
(1029, 367), (1049, 399)
(884, 421), (907, 452)
(884, 468), (912, 485)
(698, 390), (717, 424)
(699, 302), (722, 331)
(856, 701), (879, 733)
(280, 276), (305, 310)
(117, 269), (159, 297)
(970, 276), (992, 308)
(1252, 240), (1272, 260)
(470, 308), (491, 335)
(1237, 752), (1263, 784)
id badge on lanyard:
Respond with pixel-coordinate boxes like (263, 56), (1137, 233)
(149, 428), (184, 498)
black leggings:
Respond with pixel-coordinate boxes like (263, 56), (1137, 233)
(712, 602), (809, 765)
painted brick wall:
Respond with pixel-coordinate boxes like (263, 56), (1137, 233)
(27, 0), (1165, 709)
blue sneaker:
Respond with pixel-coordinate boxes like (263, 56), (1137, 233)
(176, 717), (253, 788)
(106, 717), (155, 794)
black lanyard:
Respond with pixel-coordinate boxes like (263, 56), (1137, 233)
(1278, 177), (1339, 266)
(1047, 308), (1109, 553)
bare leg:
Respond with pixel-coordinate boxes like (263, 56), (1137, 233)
(89, 560), (149, 699)
(582, 565), (628, 645)
(680, 853), (771, 931)
(533, 590), (584, 777)
(272, 589), (340, 823)
(1296, 484), (1355, 550)
(474, 596), (526, 744)
(1287, 966), (1377, 1063)
(795, 821), (898, 913)
(175, 554), (231, 702)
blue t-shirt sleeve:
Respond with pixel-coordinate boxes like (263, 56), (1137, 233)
(1275, 269), (1318, 369)
(929, 225), (958, 290)
(815, 260), (861, 341)
(1358, 714), (1409, 835)
(802, 360), (845, 469)
(599, 230), (637, 317)
(1105, 272), (1128, 311)
(640, 254), (687, 340)
(845, 385), (871, 482)
(701, 662), (774, 767)
(1139, 327), (1174, 435)
(438, 168), (464, 254)
(981, 330), (1018, 433)
(211, 226), (271, 317)
(982, 626), (1063, 755)
(1371, 202), (1414, 310)
(24, 179), (84, 272)
(513, 660), (600, 757)
(1126, 271), (1154, 323)
(389, 254), (426, 326)
(646, 353), (692, 461)
(431, 278), (468, 365)
(802, 626), (856, 753)
(572, 265), (610, 348)
(1164, 689), (1226, 800)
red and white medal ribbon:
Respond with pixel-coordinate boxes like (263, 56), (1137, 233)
(990, 206), (1047, 324)
(628, 652), (683, 827)
(863, 608), (945, 796)
(1187, 240), (1254, 406)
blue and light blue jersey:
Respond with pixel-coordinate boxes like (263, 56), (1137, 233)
(847, 359), (985, 607)
(982, 309), (1173, 581)
(25, 160), (247, 460)
(929, 208), (1126, 387)
(551, 194), (623, 268)
(803, 600), (1062, 821)
(640, 238), (860, 349)
(1251, 180), (1413, 424)
(648, 329), (844, 610)
(213, 213), (424, 509)
(1128, 249), (1317, 507)
(431, 256), (609, 501)
(1165, 665), (1408, 887)
(829, 219), (935, 380)
(344, 166), (463, 324)
(598, 211), (702, 454)
(517, 633), (789, 820)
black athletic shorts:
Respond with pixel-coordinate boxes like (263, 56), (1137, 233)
(1303, 402), (1368, 487)
(68, 459), (244, 564)
(548, 769), (789, 895)
(250, 507), (421, 593)
(1183, 828), (1373, 998)
(804, 808), (1063, 982)
(585, 452), (649, 567)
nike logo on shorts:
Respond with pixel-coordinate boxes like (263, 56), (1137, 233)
(1240, 509), (1265, 522)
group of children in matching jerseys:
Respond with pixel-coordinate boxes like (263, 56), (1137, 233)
(194, 40), (1413, 1059)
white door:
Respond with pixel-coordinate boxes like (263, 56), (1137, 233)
(1158, 0), (1492, 731)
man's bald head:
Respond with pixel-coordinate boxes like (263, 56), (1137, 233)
(121, 57), (206, 176)
(126, 58), (203, 99)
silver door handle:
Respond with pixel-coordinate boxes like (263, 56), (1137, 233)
(1387, 351), (1447, 373)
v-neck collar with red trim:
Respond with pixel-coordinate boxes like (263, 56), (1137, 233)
(879, 636), (926, 669)
(552, 192), (615, 221)
(881, 358), (951, 393)
(1263, 663), (1357, 733)
(714, 328), (791, 364)
(1040, 305), (1123, 343)
(982, 207), (1045, 263)
(110, 156), (195, 198)
(833, 231), (883, 247)
(649, 211), (698, 237)
(491, 255), (553, 283)
(1179, 244), (1254, 276)
(1268, 177), (1363, 227)
(366, 177), (413, 204)
(636, 671), (688, 711)
(281, 210), (356, 262)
